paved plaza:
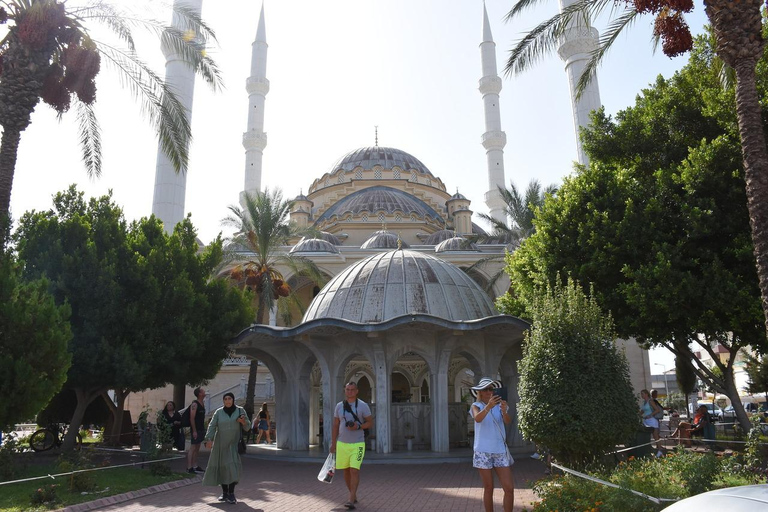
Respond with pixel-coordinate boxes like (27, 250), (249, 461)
(83, 450), (543, 512)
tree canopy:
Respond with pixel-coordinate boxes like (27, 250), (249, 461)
(0, 251), (71, 431)
(14, 186), (253, 448)
(502, 32), (767, 431)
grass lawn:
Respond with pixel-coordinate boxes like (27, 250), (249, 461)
(0, 462), (190, 512)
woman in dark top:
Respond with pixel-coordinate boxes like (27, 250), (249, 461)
(254, 403), (272, 444)
(160, 401), (185, 450)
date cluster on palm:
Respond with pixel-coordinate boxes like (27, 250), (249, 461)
(630, 0), (695, 57)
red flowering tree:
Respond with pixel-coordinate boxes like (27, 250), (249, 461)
(0, 0), (223, 232)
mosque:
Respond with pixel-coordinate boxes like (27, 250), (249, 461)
(129, 1), (653, 454)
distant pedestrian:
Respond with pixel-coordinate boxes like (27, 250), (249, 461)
(640, 389), (664, 457)
(470, 378), (514, 512)
(203, 392), (250, 504)
(187, 387), (207, 474)
(254, 403), (272, 444)
(159, 401), (184, 451)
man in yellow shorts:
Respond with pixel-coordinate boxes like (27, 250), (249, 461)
(331, 381), (373, 510)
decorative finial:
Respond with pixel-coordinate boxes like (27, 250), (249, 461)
(375, 125), (379, 147)
(397, 234), (402, 250)
(383, 222), (388, 232)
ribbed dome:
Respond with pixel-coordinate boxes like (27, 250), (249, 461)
(435, 236), (478, 253)
(425, 230), (455, 245)
(303, 249), (498, 323)
(360, 230), (410, 250)
(289, 238), (339, 254)
(329, 146), (433, 177)
(317, 231), (342, 245)
(316, 186), (444, 223)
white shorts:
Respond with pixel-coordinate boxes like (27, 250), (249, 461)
(643, 417), (660, 429)
(473, 451), (514, 469)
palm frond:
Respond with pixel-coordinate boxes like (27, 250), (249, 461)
(575, 8), (638, 99)
(505, 0), (557, 21)
(95, 42), (192, 174)
(75, 99), (102, 178)
(160, 26), (223, 91)
(72, 1), (137, 52)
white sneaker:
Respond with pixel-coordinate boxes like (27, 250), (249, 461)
(530, 452), (541, 460)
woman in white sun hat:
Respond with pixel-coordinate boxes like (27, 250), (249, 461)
(470, 377), (514, 512)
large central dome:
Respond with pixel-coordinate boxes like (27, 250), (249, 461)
(329, 146), (434, 177)
(303, 249), (498, 323)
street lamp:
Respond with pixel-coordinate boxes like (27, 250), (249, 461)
(654, 362), (670, 401)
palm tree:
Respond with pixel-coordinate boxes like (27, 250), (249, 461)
(504, 0), (768, 336)
(0, 0), (222, 229)
(478, 179), (558, 247)
(470, 179), (557, 294)
(222, 189), (326, 418)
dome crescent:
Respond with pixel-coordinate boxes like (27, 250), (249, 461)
(303, 249), (498, 323)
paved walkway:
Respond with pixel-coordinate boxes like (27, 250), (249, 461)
(92, 452), (545, 512)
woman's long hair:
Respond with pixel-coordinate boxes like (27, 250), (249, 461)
(260, 403), (269, 414)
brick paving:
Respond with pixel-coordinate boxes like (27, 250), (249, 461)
(79, 453), (545, 512)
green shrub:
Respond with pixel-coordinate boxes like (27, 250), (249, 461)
(518, 278), (639, 470)
(29, 484), (59, 507)
(56, 451), (96, 492)
(0, 432), (27, 482)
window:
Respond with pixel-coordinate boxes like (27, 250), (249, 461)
(426, 179), (432, 187)
(395, 213), (402, 222)
(325, 178), (330, 187)
(393, 169), (400, 179)
(410, 171), (418, 182)
(374, 169), (382, 179)
(337, 174), (345, 184)
(361, 213), (369, 222)
(355, 169), (363, 179)
(378, 212), (386, 223)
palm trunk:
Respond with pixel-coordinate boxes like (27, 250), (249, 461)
(704, 1), (768, 337)
(0, 127), (21, 238)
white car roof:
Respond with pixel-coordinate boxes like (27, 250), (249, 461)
(664, 485), (768, 511)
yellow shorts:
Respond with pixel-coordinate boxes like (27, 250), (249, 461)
(336, 441), (365, 470)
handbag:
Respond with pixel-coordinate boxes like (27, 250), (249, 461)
(237, 410), (247, 454)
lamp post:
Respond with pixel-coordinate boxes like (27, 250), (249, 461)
(654, 362), (670, 401)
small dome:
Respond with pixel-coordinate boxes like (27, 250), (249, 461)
(289, 238), (339, 254)
(329, 146), (434, 177)
(425, 230), (455, 245)
(448, 191), (468, 201)
(293, 193), (311, 203)
(303, 249), (498, 323)
(435, 236), (479, 253)
(317, 231), (342, 245)
(361, 230), (410, 249)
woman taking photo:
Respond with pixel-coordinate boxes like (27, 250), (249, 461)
(159, 401), (185, 451)
(254, 403), (272, 444)
(470, 378), (514, 512)
(640, 389), (664, 457)
(203, 393), (250, 504)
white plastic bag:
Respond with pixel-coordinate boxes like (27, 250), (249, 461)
(317, 453), (335, 483)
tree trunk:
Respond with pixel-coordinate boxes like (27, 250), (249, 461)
(244, 359), (258, 418)
(104, 389), (129, 446)
(704, 0), (768, 337)
(63, 387), (101, 451)
(0, 127), (21, 236)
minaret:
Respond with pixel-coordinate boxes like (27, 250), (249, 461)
(479, 2), (507, 227)
(241, 1), (269, 205)
(151, 0), (203, 233)
(556, 0), (602, 166)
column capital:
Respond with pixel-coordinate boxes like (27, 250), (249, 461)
(243, 131), (268, 150)
(557, 26), (599, 62)
(481, 130), (507, 150)
(478, 75), (502, 96)
(246, 76), (270, 95)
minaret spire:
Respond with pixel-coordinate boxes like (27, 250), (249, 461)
(241, 1), (269, 204)
(151, 0), (203, 233)
(479, 1), (507, 227)
(556, 0), (601, 165)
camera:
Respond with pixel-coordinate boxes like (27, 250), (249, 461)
(345, 421), (356, 428)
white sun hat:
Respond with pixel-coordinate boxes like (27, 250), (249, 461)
(470, 378), (502, 398)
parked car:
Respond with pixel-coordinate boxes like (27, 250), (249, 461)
(689, 402), (723, 422)
(723, 405), (736, 422)
(663, 484), (768, 511)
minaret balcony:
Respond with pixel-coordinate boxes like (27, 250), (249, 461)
(557, 26), (599, 62)
(481, 130), (507, 150)
(243, 131), (268, 150)
(246, 76), (271, 95)
(478, 76), (502, 96)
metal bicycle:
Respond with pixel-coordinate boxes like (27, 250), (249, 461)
(29, 423), (82, 452)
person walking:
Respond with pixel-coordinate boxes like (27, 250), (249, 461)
(640, 389), (664, 457)
(159, 401), (184, 451)
(187, 387), (207, 474)
(203, 392), (250, 504)
(254, 403), (272, 444)
(331, 381), (373, 510)
(470, 378), (514, 512)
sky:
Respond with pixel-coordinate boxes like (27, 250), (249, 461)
(7, 0), (712, 370)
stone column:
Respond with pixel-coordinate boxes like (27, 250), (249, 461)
(310, 385), (321, 447)
(430, 370), (450, 452)
(372, 346), (392, 453)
